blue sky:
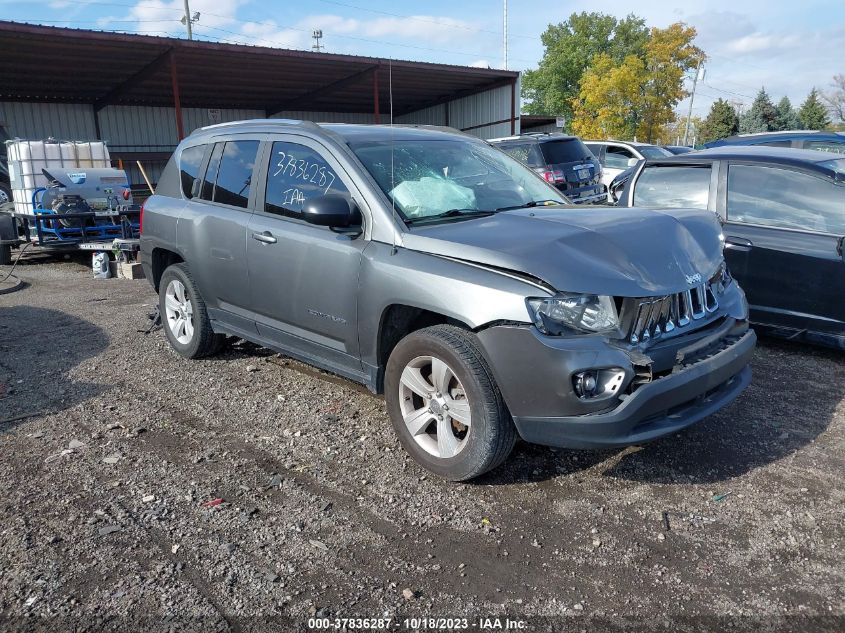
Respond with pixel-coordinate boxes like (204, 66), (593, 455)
(5, 0), (844, 117)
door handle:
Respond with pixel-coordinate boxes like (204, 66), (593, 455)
(252, 231), (277, 244)
(724, 236), (752, 251)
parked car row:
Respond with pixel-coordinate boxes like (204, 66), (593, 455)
(617, 146), (845, 350)
(141, 120), (755, 480)
(703, 130), (845, 154)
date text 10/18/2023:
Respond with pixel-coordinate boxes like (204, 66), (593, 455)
(307, 616), (528, 630)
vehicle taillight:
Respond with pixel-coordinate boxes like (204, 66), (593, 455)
(139, 201), (144, 234)
(541, 168), (565, 183)
(122, 188), (130, 200)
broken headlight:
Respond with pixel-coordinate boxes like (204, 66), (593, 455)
(711, 260), (733, 294)
(526, 294), (620, 335)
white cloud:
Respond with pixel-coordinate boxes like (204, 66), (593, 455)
(358, 15), (477, 45)
(469, 59), (492, 68)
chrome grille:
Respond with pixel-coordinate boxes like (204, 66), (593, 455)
(629, 283), (719, 344)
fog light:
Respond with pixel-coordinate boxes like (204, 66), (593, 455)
(573, 368), (627, 400)
(574, 371), (599, 398)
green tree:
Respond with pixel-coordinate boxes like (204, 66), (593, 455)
(739, 88), (777, 133)
(799, 88), (831, 130)
(699, 98), (739, 143)
(571, 53), (647, 139)
(522, 12), (649, 124)
(571, 23), (703, 142)
(774, 96), (801, 130)
(638, 23), (705, 142)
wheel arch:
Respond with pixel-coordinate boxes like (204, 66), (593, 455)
(150, 247), (185, 292)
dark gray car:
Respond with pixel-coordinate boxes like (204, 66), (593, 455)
(140, 120), (755, 481)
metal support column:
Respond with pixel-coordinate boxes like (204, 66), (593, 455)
(373, 67), (380, 124)
(169, 50), (185, 140)
(510, 77), (516, 135)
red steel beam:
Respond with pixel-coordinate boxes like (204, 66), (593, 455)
(169, 50), (184, 140)
(510, 77), (516, 135)
(373, 66), (380, 124)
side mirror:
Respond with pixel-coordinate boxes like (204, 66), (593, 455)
(627, 157), (639, 167)
(302, 194), (361, 229)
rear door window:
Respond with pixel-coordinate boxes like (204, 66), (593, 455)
(634, 165), (711, 209)
(726, 164), (845, 234)
(179, 144), (206, 199)
(200, 143), (223, 201)
(539, 139), (592, 164)
(605, 146), (635, 169)
(584, 143), (604, 162)
(212, 140), (260, 208)
(264, 141), (351, 218)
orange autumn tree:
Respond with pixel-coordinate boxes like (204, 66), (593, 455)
(572, 23), (704, 142)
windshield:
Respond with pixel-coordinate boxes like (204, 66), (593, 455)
(638, 145), (673, 159)
(349, 138), (567, 223)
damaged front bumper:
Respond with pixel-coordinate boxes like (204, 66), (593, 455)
(477, 316), (755, 450)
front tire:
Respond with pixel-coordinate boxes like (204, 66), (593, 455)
(158, 263), (224, 359)
(385, 325), (516, 481)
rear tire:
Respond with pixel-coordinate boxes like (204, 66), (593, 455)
(385, 325), (516, 481)
(158, 263), (224, 359)
(0, 244), (10, 266)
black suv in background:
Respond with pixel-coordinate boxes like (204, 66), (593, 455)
(489, 133), (605, 204)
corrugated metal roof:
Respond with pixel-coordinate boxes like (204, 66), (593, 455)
(0, 21), (517, 115)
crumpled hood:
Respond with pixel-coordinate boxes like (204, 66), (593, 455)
(401, 206), (725, 296)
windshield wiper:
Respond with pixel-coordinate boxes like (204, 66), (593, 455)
(405, 208), (495, 225)
(495, 199), (562, 212)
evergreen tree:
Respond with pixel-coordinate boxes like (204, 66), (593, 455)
(739, 88), (777, 133)
(774, 96), (801, 131)
(699, 98), (739, 142)
(798, 89), (830, 130)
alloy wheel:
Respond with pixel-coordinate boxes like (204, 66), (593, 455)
(398, 355), (472, 458)
(164, 279), (194, 345)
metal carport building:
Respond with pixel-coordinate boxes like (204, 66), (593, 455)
(0, 21), (520, 187)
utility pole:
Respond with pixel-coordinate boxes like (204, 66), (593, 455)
(683, 61), (704, 146)
(730, 98), (745, 118)
(182, 0), (193, 39)
(181, 0), (199, 39)
(502, 0), (508, 70)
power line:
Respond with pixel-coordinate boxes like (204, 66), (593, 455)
(193, 23), (536, 65)
(15, 2), (537, 65)
(701, 83), (754, 101)
(312, 0), (537, 40)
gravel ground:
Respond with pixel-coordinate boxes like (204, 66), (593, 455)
(0, 251), (843, 632)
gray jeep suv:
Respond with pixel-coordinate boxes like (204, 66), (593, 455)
(140, 119), (755, 481)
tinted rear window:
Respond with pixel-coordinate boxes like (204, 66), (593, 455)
(179, 144), (206, 199)
(539, 139), (593, 164)
(496, 142), (545, 167)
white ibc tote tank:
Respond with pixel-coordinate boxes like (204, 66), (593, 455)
(6, 140), (111, 215)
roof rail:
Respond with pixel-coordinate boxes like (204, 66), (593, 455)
(198, 118), (321, 132)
